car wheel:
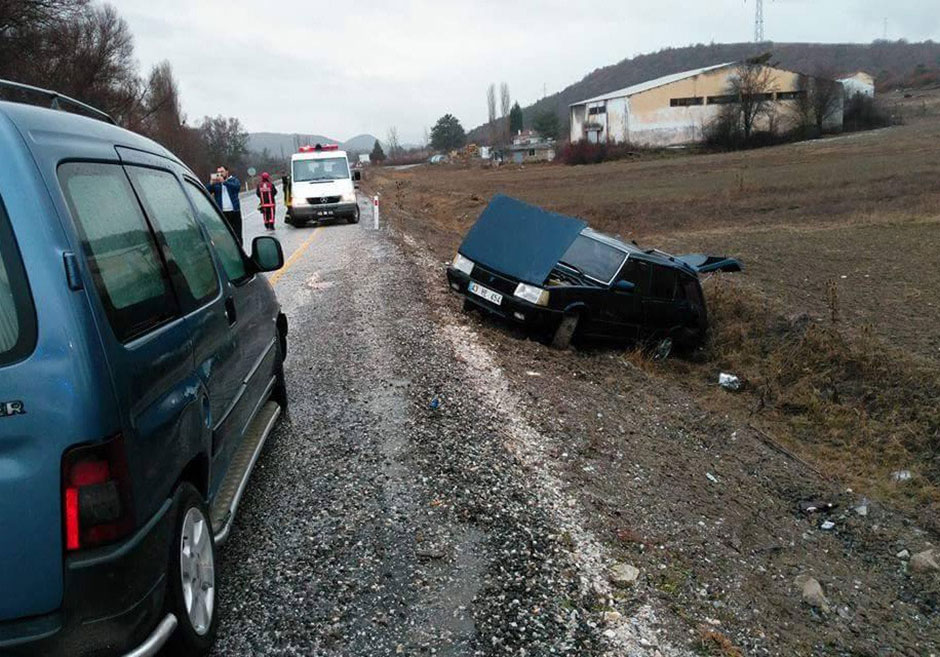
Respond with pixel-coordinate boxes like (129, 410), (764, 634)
(462, 298), (475, 314)
(347, 205), (360, 224)
(551, 312), (580, 350)
(165, 483), (217, 656)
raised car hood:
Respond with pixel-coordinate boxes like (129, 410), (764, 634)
(676, 254), (743, 273)
(458, 195), (587, 286)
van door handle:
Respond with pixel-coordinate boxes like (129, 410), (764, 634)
(224, 298), (237, 325)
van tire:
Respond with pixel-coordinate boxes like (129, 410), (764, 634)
(347, 205), (360, 224)
(165, 483), (218, 657)
(551, 313), (580, 350)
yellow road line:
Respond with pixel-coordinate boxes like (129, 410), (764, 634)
(270, 228), (321, 285)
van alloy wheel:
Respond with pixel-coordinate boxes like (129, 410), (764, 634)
(180, 507), (215, 636)
(166, 483), (218, 655)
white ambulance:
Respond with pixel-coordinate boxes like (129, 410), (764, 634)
(286, 144), (361, 226)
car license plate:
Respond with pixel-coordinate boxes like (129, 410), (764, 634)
(469, 282), (503, 306)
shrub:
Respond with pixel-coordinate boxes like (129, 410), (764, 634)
(561, 140), (641, 166)
(843, 94), (892, 132)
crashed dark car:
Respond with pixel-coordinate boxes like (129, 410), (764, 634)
(446, 195), (741, 349)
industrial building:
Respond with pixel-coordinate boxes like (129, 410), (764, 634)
(569, 62), (844, 147)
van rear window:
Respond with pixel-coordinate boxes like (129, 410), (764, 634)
(0, 197), (37, 366)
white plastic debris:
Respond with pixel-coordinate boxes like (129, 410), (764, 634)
(892, 470), (913, 482)
(820, 520), (835, 531)
(706, 472), (719, 483)
(719, 373), (742, 391)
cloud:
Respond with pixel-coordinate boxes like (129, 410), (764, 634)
(118, 0), (937, 143)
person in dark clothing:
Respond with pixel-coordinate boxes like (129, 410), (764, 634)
(207, 165), (243, 243)
(256, 172), (278, 230)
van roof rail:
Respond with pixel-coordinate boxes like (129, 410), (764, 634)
(0, 79), (116, 125)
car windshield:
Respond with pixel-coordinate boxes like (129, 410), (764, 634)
(292, 157), (350, 182)
(559, 235), (626, 283)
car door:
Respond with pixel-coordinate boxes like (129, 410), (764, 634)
(181, 178), (280, 491)
(604, 257), (648, 341)
(118, 157), (248, 485)
(643, 263), (682, 338)
(57, 161), (200, 522)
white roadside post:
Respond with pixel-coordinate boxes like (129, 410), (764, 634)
(373, 195), (380, 230)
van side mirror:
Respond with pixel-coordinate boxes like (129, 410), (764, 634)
(613, 280), (636, 293)
(353, 170), (362, 182)
(251, 236), (284, 272)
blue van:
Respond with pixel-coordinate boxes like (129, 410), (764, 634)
(0, 82), (289, 656)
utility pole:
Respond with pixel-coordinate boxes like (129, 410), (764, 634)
(754, 0), (764, 43)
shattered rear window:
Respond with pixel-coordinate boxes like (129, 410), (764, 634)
(559, 235), (626, 283)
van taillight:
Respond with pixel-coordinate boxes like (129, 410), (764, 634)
(62, 435), (133, 552)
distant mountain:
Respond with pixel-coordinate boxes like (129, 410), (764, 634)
(248, 132), (381, 157)
(343, 134), (382, 153)
(468, 40), (940, 143)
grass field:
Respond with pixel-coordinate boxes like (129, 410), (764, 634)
(368, 90), (940, 524)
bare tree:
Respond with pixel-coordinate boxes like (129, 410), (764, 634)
(386, 126), (401, 159)
(809, 76), (842, 134)
(422, 126), (430, 148)
(0, 0), (88, 76)
(792, 71), (843, 136)
(727, 56), (777, 141)
(499, 82), (510, 118)
(486, 83), (496, 144)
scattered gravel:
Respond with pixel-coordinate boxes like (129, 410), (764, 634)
(210, 222), (605, 655)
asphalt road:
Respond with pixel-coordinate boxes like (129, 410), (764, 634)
(199, 192), (603, 656)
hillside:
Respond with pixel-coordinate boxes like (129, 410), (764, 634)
(248, 132), (380, 157)
(468, 40), (940, 142)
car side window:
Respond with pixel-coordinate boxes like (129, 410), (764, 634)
(125, 167), (219, 310)
(58, 162), (178, 342)
(649, 265), (678, 300)
(183, 180), (249, 283)
(618, 258), (651, 295)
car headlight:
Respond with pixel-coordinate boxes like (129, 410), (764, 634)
(341, 191), (357, 203)
(514, 282), (549, 306)
(292, 196), (306, 207)
(452, 253), (475, 275)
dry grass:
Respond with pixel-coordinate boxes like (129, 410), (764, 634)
(367, 90), (940, 521)
(697, 628), (744, 657)
(703, 277), (940, 523)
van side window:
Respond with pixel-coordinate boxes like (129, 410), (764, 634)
(649, 265), (678, 300)
(58, 162), (178, 342)
(125, 167), (219, 309)
(183, 181), (248, 283)
(0, 197), (37, 365)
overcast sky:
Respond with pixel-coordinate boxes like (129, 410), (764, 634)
(118, 0), (938, 142)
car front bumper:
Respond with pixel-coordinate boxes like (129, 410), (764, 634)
(446, 267), (562, 332)
(0, 494), (179, 657)
(289, 201), (358, 221)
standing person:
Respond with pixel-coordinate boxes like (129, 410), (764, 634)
(207, 165), (243, 243)
(256, 172), (278, 230)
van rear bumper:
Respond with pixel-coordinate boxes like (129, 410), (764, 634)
(0, 496), (176, 657)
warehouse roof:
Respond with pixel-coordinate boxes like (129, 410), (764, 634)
(570, 62), (735, 107)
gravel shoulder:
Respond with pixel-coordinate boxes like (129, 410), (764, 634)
(209, 218), (618, 655)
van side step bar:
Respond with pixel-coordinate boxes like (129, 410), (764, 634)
(122, 613), (177, 657)
(210, 401), (282, 544)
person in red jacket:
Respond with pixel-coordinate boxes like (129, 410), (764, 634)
(256, 172), (278, 230)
